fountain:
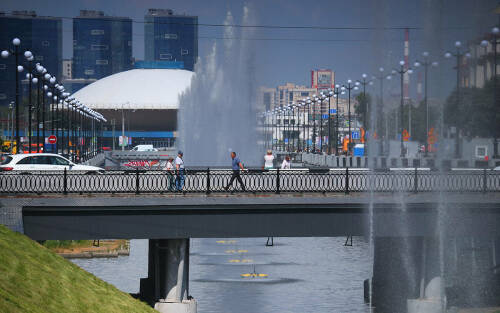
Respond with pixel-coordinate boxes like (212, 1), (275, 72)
(178, 5), (261, 167)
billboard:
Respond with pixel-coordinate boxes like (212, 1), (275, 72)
(311, 69), (334, 90)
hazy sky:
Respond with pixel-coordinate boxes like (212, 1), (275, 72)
(1, 0), (499, 96)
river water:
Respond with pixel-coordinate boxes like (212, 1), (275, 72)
(72, 237), (372, 313)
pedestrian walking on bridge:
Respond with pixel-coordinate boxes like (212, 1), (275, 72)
(175, 151), (185, 191)
(164, 157), (175, 192)
(224, 151), (246, 192)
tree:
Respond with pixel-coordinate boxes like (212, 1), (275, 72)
(444, 78), (500, 140)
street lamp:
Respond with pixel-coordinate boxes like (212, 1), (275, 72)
(445, 40), (471, 158)
(332, 85), (341, 155)
(306, 97), (312, 152)
(1, 38), (24, 153)
(414, 52), (439, 157)
(341, 80), (359, 154)
(22, 50), (35, 153)
(393, 60), (413, 157)
(318, 93), (328, 153)
(373, 67), (390, 156)
(357, 73), (373, 155)
(326, 89), (334, 154)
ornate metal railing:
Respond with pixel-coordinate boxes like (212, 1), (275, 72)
(0, 168), (499, 194)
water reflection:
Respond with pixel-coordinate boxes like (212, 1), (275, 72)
(72, 237), (372, 313)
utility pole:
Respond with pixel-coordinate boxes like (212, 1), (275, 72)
(111, 118), (116, 151)
(121, 106), (125, 151)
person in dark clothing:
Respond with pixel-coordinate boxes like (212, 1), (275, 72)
(224, 151), (246, 191)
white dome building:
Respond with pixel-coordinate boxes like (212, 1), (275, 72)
(72, 68), (193, 148)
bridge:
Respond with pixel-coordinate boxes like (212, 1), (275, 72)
(1, 168), (499, 194)
(1, 170), (500, 313)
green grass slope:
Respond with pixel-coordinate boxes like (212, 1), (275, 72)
(0, 225), (155, 313)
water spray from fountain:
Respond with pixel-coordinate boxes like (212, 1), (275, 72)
(179, 5), (260, 167)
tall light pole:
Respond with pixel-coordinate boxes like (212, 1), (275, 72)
(393, 60), (413, 157)
(1, 38), (24, 153)
(414, 52), (439, 157)
(299, 100), (306, 151)
(480, 26), (499, 158)
(373, 67), (389, 156)
(319, 93), (327, 153)
(357, 74), (373, 155)
(22, 51), (34, 153)
(341, 80), (359, 154)
(311, 96), (317, 153)
(445, 41), (471, 159)
(306, 97), (312, 152)
(333, 85), (341, 155)
(326, 89), (333, 154)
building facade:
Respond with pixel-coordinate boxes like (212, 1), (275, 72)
(0, 11), (62, 107)
(73, 10), (132, 82)
(62, 59), (72, 80)
(144, 9), (198, 71)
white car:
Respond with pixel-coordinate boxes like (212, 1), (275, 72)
(0, 153), (104, 173)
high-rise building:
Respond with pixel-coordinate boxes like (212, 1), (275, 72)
(73, 10), (132, 82)
(0, 11), (62, 107)
(144, 9), (198, 71)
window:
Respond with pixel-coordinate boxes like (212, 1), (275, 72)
(50, 156), (70, 165)
(289, 92), (293, 101)
(0, 155), (12, 165)
(0, 93), (6, 100)
(475, 146), (488, 158)
(0, 64), (5, 70)
(84, 69), (94, 75)
(164, 33), (178, 39)
(42, 41), (49, 47)
(35, 56), (43, 61)
(128, 40), (132, 46)
(32, 156), (51, 164)
(17, 157), (33, 165)
(159, 53), (172, 60)
(91, 29), (104, 35)
(73, 40), (77, 46)
(301, 92), (309, 97)
(181, 49), (189, 55)
(91, 44), (108, 50)
(96, 59), (108, 65)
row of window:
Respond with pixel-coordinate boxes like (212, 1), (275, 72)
(164, 33), (178, 39)
(159, 49), (189, 60)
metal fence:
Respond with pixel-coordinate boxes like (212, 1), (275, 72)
(0, 168), (499, 194)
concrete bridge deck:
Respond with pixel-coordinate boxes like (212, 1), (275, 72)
(2, 193), (498, 240)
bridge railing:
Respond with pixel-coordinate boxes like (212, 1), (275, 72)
(0, 168), (499, 194)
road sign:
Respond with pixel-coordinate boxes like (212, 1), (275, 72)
(47, 135), (57, 144)
(427, 128), (437, 145)
(351, 131), (360, 140)
(402, 129), (410, 142)
(119, 136), (128, 147)
(329, 109), (337, 114)
(322, 114), (329, 119)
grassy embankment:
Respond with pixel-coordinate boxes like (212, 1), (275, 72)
(0, 225), (155, 313)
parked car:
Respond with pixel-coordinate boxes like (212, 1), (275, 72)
(130, 145), (158, 152)
(0, 153), (104, 173)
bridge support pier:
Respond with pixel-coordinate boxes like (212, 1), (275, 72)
(371, 236), (500, 313)
(139, 239), (196, 313)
